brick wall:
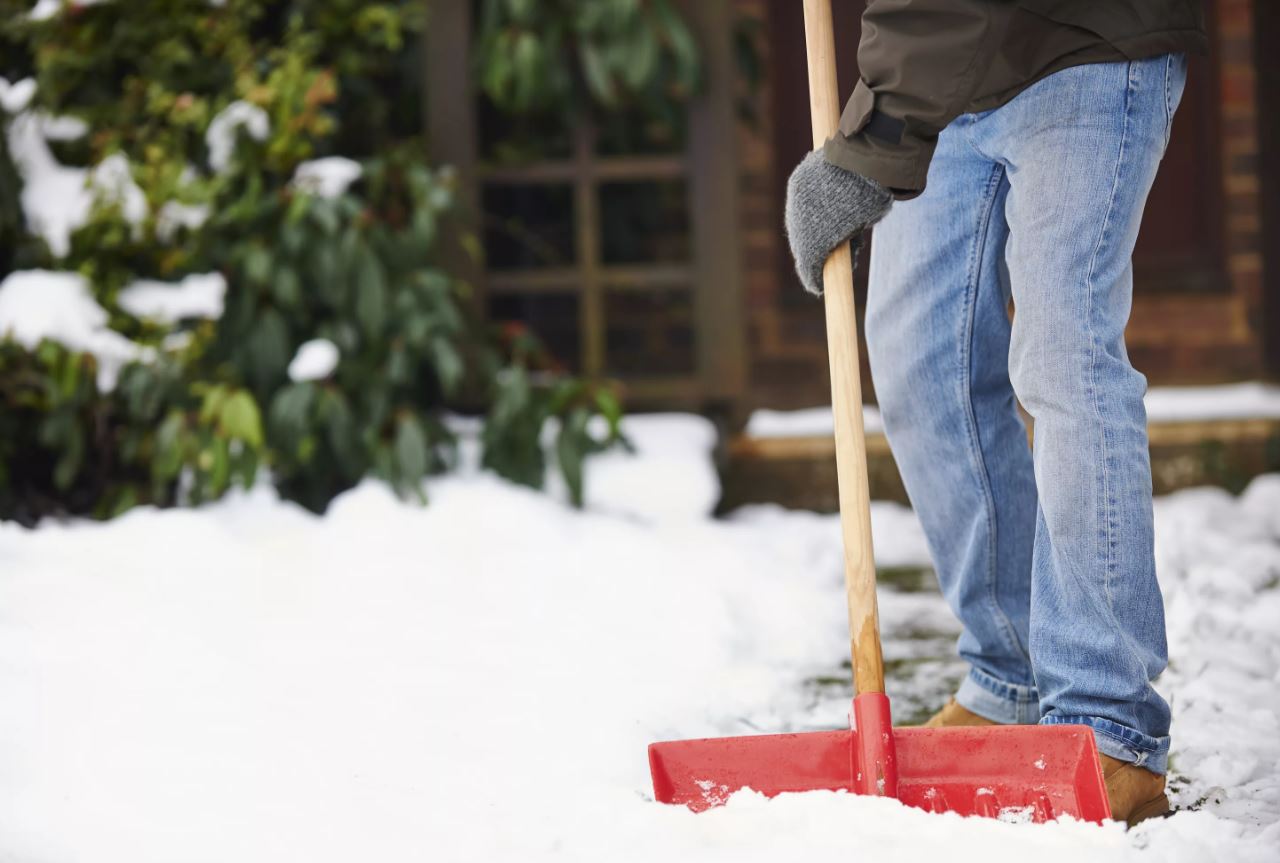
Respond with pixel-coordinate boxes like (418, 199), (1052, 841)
(1218, 0), (1265, 372)
(733, 0), (849, 414)
(730, 0), (1271, 419)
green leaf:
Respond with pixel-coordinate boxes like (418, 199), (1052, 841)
(393, 413), (430, 497)
(312, 241), (342, 306)
(594, 387), (623, 429)
(103, 486), (139, 519)
(199, 384), (230, 425)
(269, 382), (316, 448)
(244, 243), (273, 288)
(624, 30), (658, 89)
(429, 336), (464, 395)
(272, 265), (302, 308)
(245, 310), (292, 390)
(579, 42), (618, 107)
(311, 200), (341, 236)
(153, 412), (186, 481)
(53, 426), (85, 491)
(556, 407), (591, 507)
(207, 438), (231, 494)
(354, 247), (387, 336)
(218, 390), (264, 447)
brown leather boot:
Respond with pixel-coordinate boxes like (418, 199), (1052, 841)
(1100, 754), (1170, 826)
(919, 699), (1004, 728)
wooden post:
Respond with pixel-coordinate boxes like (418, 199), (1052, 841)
(424, 0), (484, 313)
(685, 0), (747, 404)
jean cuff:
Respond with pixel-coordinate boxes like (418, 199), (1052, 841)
(955, 666), (1040, 725)
(1040, 715), (1170, 775)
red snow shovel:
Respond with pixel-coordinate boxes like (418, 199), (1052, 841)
(647, 0), (1111, 824)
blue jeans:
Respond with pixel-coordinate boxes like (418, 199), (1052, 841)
(866, 55), (1187, 774)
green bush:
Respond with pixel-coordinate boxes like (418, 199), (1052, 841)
(475, 0), (699, 117)
(0, 339), (262, 523)
(0, 0), (626, 524)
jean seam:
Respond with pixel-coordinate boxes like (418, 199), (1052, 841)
(959, 113), (994, 163)
(1083, 63), (1135, 612)
(958, 161), (1029, 669)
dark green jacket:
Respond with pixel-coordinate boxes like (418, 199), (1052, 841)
(824, 0), (1207, 198)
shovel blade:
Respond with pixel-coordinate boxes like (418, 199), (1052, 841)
(649, 724), (1110, 823)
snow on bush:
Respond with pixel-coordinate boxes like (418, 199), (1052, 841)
(2, 77), (147, 258)
(155, 200), (210, 241)
(0, 77), (36, 113)
(291, 157), (362, 199)
(117, 273), (226, 324)
(28, 0), (113, 21)
(0, 269), (151, 388)
(287, 338), (340, 382)
(205, 100), (269, 173)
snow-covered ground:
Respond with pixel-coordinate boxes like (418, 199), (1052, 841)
(0, 415), (1276, 862)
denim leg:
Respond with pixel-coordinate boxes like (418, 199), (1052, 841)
(866, 122), (1040, 725)
(977, 56), (1187, 772)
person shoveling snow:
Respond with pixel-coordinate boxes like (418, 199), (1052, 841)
(652, 0), (1209, 829)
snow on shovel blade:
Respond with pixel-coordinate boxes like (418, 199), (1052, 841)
(650, 724), (1111, 823)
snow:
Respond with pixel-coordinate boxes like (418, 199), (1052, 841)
(292, 157), (362, 199)
(118, 272), (226, 323)
(156, 200), (211, 241)
(205, 101), (269, 173)
(0, 269), (151, 389)
(3, 78), (146, 258)
(746, 383), (1280, 439)
(38, 113), (89, 140)
(747, 404), (884, 438)
(0, 415), (1276, 862)
(28, 0), (112, 20)
(87, 152), (148, 227)
(0, 77), (36, 113)
(5, 109), (94, 259)
(577, 412), (720, 522)
(287, 338), (340, 382)
(1145, 383), (1280, 422)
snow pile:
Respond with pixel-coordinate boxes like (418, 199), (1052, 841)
(577, 412), (721, 522)
(0, 269), (152, 388)
(117, 272), (226, 323)
(0, 416), (1276, 862)
(287, 337), (340, 382)
(292, 157), (362, 199)
(1153, 479), (1280, 832)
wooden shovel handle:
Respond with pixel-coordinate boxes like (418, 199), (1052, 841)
(801, 0), (885, 695)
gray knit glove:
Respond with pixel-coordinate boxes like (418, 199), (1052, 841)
(784, 150), (893, 295)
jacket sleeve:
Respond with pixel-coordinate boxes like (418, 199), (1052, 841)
(823, 0), (1008, 199)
